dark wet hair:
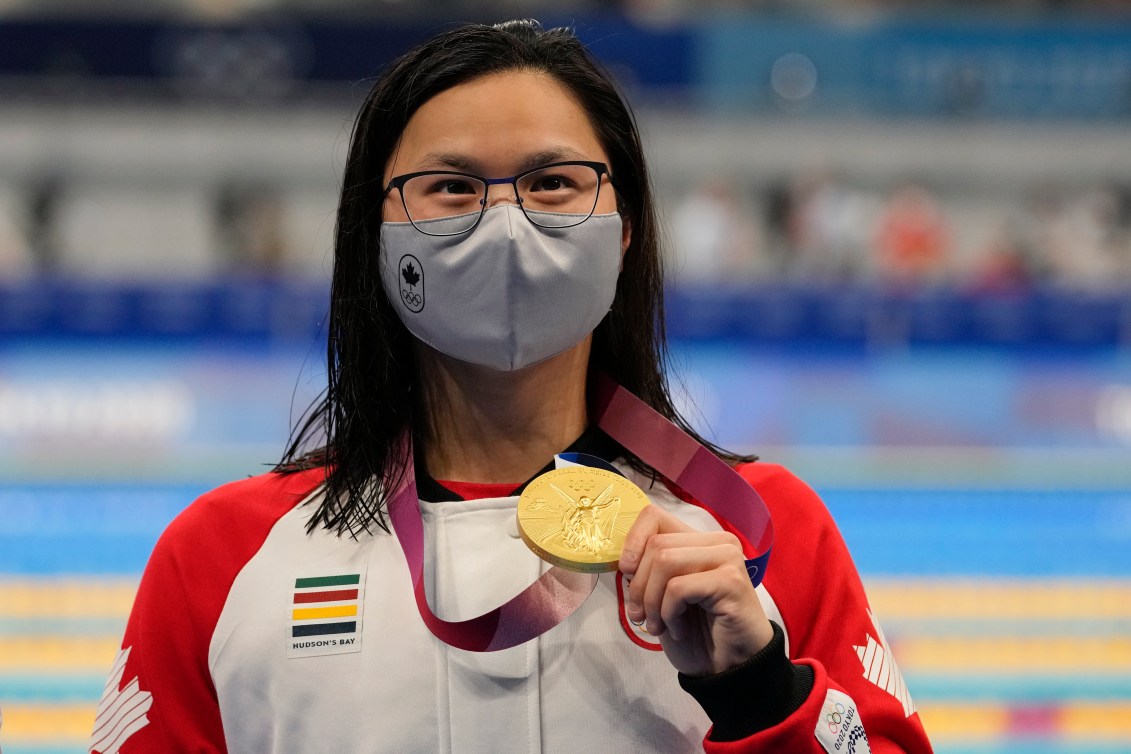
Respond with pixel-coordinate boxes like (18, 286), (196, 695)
(280, 19), (749, 535)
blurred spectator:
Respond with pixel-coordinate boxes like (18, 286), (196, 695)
(785, 170), (879, 282)
(25, 174), (65, 273)
(54, 183), (215, 278)
(874, 182), (950, 285)
(215, 182), (287, 275)
(0, 185), (33, 278)
(1027, 186), (1127, 289)
(668, 176), (763, 283)
(969, 222), (1038, 293)
(1115, 184), (1131, 281)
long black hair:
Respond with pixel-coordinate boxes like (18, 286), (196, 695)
(280, 19), (750, 536)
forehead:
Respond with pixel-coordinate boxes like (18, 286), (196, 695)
(386, 69), (609, 177)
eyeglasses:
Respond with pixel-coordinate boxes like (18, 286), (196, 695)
(383, 160), (612, 237)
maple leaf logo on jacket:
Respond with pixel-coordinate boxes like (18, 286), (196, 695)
(89, 647), (153, 754)
(853, 610), (916, 718)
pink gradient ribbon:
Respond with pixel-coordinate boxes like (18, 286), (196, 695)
(386, 374), (774, 651)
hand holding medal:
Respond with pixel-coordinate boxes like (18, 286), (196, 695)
(618, 505), (775, 677)
(517, 475), (774, 676)
(515, 440), (774, 677)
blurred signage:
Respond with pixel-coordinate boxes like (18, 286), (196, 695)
(867, 21), (1131, 118)
(1097, 384), (1131, 443)
(0, 278), (327, 340)
(700, 17), (1131, 118)
(1, 279), (1129, 347)
(0, 280), (1127, 486)
(0, 379), (193, 442)
(0, 16), (693, 102)
(2, 15), (1130, 117)
(666, 284), (1131, 348)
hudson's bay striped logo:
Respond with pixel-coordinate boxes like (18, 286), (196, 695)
(287, 572), (365, 658)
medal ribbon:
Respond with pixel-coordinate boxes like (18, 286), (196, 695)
(589, 373), (774, 585)
(386, 374), (774, 652)
(386, 465), (598, 652)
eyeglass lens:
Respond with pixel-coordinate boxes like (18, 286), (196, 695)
(399, 163), (602, 235)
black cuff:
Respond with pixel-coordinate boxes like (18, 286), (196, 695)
(677, 621), (815, 742)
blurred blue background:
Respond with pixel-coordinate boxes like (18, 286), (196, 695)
(1, 3), (1131, 752)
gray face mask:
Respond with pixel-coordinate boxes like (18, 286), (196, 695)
(379, 205), (623, 371)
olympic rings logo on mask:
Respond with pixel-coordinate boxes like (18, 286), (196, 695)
(401, 290), (423, 307)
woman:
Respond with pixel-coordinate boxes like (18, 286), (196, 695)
(91, 20), (932, 754)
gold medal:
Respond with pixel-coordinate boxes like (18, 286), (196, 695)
(517, 466), (650, 573)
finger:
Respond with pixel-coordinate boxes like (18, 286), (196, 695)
(660, 565), (754, 642)
(619, 505), (693, 576)
(640, 543), (742, 637)
(623, 531), (736, 623)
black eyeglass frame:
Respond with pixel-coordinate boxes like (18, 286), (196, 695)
(383, 160), (614, 237)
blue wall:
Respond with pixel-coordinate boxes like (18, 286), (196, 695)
(2, 14), (1130, 118)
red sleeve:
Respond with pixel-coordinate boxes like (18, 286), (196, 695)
(703, 463), (933, 754)
(88, 469), (324, 754)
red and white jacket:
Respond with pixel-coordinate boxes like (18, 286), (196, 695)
(90, 461), (932, 753)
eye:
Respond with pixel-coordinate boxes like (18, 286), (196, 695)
(529, 174), (574, 192)
(435, 178), (478, 195)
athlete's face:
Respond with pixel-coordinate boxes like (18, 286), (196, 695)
(382, 70), (630, 252)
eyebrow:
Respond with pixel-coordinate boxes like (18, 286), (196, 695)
(417, 146), (592, 176)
